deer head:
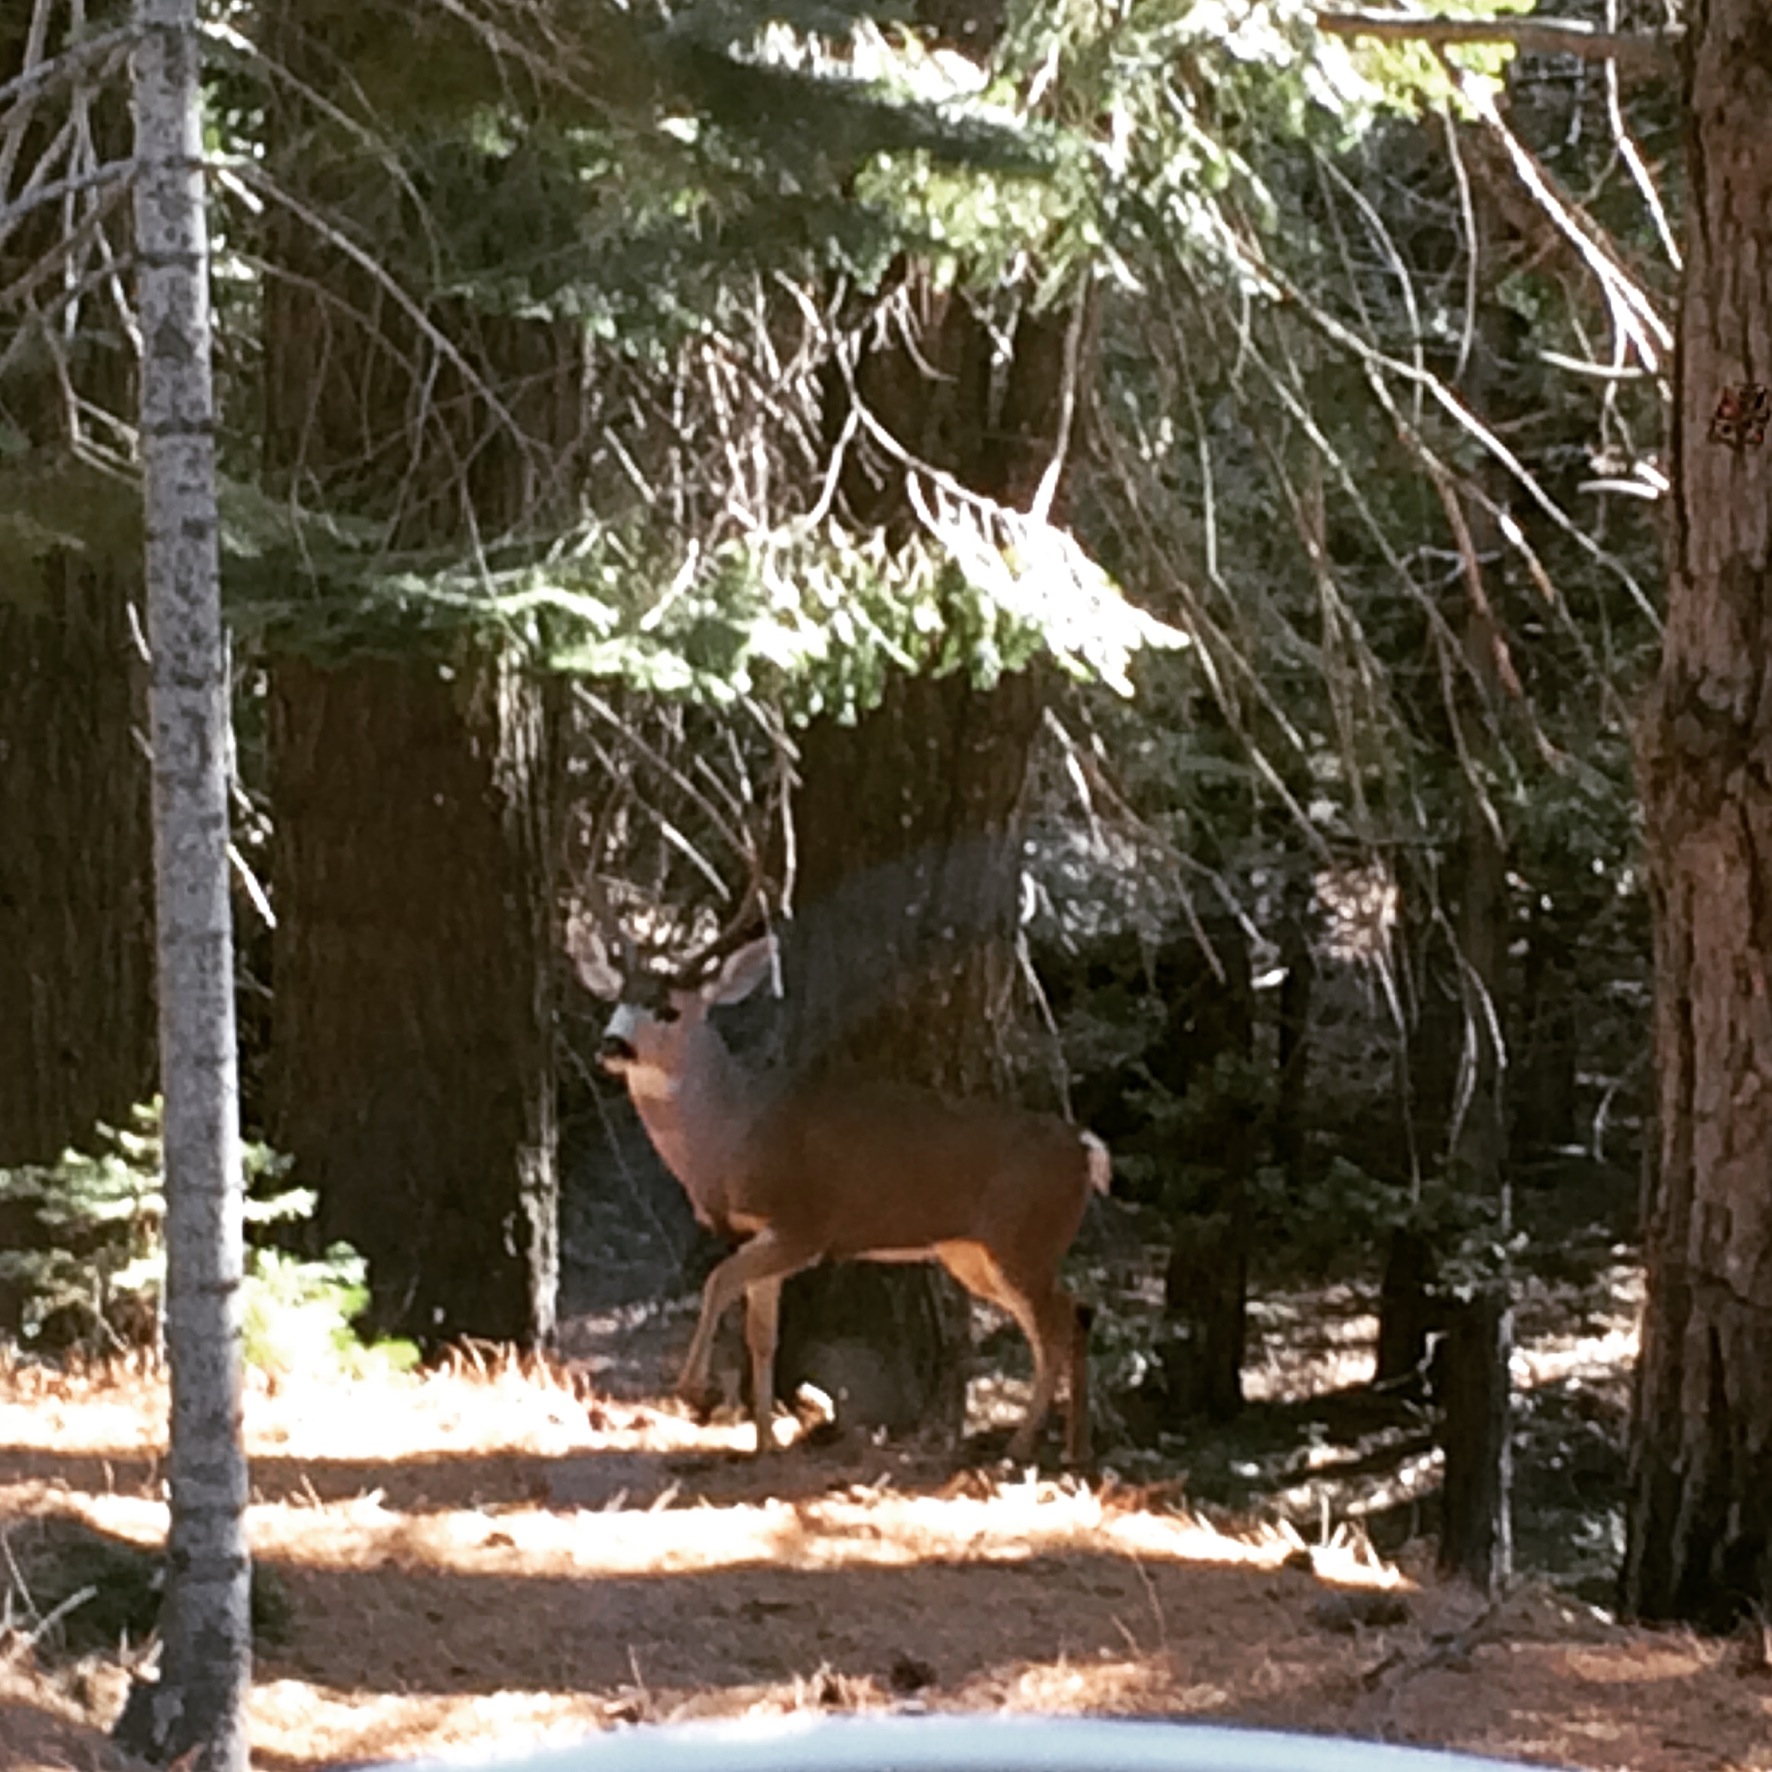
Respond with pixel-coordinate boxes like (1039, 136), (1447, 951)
(595, 936), (779, 1102)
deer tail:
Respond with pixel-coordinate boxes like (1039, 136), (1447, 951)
(1080, 1131), (1112, 1196)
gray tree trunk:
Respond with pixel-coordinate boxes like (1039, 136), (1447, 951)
(117, 3), (252, 1764)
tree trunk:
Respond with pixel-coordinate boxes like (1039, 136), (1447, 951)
(258, 4), (570, 1347)
(268, 654), (557, 1346)
(1514, 899), (1579, 1157)
(1432, 278), (1515, 1589)
(1162, 1210), (1246, 1422)
(1435, 713), (1514, 1585)
(115, 8), (252, 1764)
(770, 282), (1073, 1448)
(1273, 874), (1315, 1184)
(1375, 1228), (1441, 1390)
(774, 665), (1044, 1442)
(0, 2), (156, 1331)
(1437, 1293), (1514, 1592)
(1624, 0), (1772, 1627)
(1149, 916), (1255, 1421)
(0, 566), (157, 1329)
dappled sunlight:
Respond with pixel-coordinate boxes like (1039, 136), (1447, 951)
(1511, 1266), (1642, 1397)
(1240, 1286), (1382, 1405)
(7, 1282), (1763, 1772)
(0, 1344), (746, 1470)
(946, 1654), (1225, 1715)
(0, 1352), (169, 1461)
(249, 1680), (610, 1771)
(1512, 1323), (1639, 1394)
(1556, 1643), (1717, 1688)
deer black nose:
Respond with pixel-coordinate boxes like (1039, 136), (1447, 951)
(600, 1034), (637, 1070)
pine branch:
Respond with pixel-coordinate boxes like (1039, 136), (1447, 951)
(1312, 9), (1681, 77)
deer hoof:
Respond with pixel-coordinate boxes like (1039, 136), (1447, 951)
(677, 1381), (720, 1422)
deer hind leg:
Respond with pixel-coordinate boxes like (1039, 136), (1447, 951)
(678, 1228), (817, 1451)
(1065, 1300), (1097, 1465)
(1003, 1283), (1088, 1464)
(937, 1242), (1069, 1464)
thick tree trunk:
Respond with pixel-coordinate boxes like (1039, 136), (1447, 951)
(774, 666), (1044, 1441)
(1437, 1293), (1514, 1591)
(0, 3), (156, 1331)
(258, 3), (571, 1347)
(117, 7), (252, 1765)
(1624, 0), (1772, 1627)
(0, 572), (155, 1162)
(268, 653), (557, 1346)
(0, 569), (157, 1328)
(770, 282), (1074, 1448)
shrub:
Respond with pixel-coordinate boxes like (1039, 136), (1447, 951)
(0, 1100), (417, 1377)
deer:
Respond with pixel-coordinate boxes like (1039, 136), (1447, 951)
(574, 925), (1110, 1463)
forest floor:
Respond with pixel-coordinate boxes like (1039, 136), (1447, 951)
(3, 1255), (1770, 1772)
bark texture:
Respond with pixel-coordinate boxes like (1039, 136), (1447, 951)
(0, 567), (156, 1320)
(0, 570), (154, 1164)
(1625, 0), (1772, 1627)
(0, 2), (156, 1326)
(268, 654), (557, 1345)
(775, 666), (1045, 1436)
(769, 283), (1080, 1443)
(122, 5), (252, 1764)
(259, 1), (572, 1346)
(1436, 1294), (1515, 1589)
(1432, 313), (1515, 1592)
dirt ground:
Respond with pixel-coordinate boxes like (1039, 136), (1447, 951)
(3, 1294), (1770, 1772)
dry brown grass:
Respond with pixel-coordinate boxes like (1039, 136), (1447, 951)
(2, 1321), (1768, 1772)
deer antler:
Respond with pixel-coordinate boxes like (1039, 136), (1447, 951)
(671, 855), (774, 988)
(566, 787), (641, 1000)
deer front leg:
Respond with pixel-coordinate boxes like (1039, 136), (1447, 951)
(743, 1274), (784, 1454)
(676, 1229), (814, 1447)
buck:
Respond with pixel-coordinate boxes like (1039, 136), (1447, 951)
(577, 930), (1110, 1462)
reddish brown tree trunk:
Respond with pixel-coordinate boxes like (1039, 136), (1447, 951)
(259, 2), (569, 1346)
(771, 283), (1079, 1445)
(1625, 0), (1772, 1626)
(0, 567), (158, 1332)
(0, 8), (156, 1329)
(0, 567), (156, 1163)
(268, 655), (557, 1345)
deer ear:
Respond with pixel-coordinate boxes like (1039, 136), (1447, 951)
(567, 920), (625, 1001)
(704, 935), (779, 1007)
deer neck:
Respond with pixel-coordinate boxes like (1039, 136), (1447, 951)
(627, 1025), (758, 1210)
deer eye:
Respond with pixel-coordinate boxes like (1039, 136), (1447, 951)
(653, 1004), (681, 1025)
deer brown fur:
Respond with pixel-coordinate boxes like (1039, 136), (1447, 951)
(586, 935), (1109, 1461)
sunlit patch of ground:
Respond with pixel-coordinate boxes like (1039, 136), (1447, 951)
(0, 1657), (142, 1772)
(4, 1272), (1767, 1772)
